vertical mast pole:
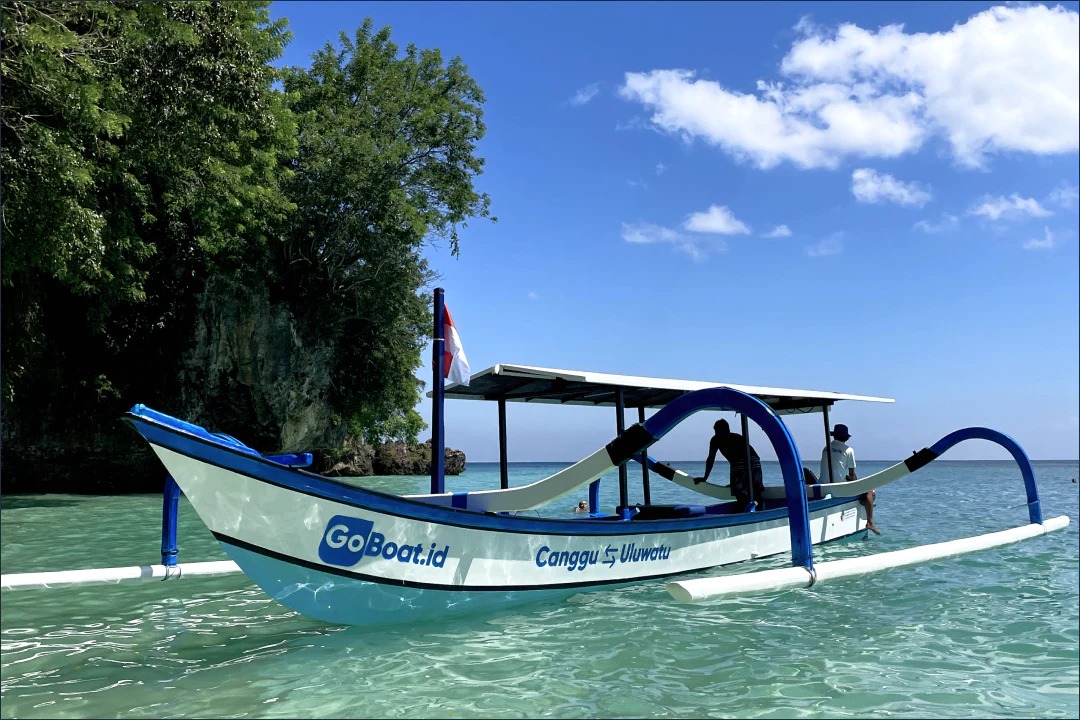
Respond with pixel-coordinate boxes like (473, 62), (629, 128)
(431, 288), (446, 494)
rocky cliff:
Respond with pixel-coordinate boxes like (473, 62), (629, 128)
(177, 275), (342, 452)
(178, 276), (465, 479)
(317, 439), (466, 477)
(0, 276), (464, 494)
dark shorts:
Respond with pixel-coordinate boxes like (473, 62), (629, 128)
(730, 460), (765, 508)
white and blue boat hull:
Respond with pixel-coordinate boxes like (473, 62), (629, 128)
(144, 441), (866, 626)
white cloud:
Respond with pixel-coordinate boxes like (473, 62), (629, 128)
(569, 83), (600, 107)
(1022, 226), (1056, 250)
(851, 168), (931, 206)
(527, 291), (540, 301)
(619, 70), (924, 169)
(626, 178), (649, 189)
(764, 224), (792, 237)
(1048, 183), (1079, 208)
(655, 162), (667, 175)
(914, 213), (959, 233)
(970, 194), (1052, 221)
(619, 5), (1079, 169)
(620, 222), (725, 260)
(683, 205), (751, 234)
(622, 222), (678, 245)
(806, 233), (844, 256)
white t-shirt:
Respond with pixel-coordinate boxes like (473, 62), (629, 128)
(820, 439), (856, 483)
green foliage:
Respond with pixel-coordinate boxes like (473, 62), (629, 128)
(278, 19), (493, 444)
(1, 6), (492, 458)
(347, 406), (426, 446)
(1, 3), (125, 297)
(2, 1), (296, 429)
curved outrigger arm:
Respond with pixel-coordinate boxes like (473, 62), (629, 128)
(641, 453), (950, 503)
(803, 426), (1043, 523)
(638, 456), (737, 501)
(666, 426), (1065, 602)
(407, 386), (815, 565)
(409, 385), (1059, 583)
(647, 427), (1045, 525)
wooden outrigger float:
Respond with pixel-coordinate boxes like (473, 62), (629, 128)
(2, 289), (1069, 625)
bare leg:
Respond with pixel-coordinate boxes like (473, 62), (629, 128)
(861, 490), (880, 535)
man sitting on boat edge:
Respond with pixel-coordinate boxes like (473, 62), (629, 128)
(821, 423), (880, 535)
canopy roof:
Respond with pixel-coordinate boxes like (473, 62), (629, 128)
(436, 364), (893, 415)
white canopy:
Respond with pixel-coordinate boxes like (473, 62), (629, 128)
(436, 363), (893, 415)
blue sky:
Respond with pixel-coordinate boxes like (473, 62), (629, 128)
(269, 1), (1080, 463)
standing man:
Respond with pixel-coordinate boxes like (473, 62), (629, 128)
(821, 423), (879, 535)
(694, 419), (765, 511)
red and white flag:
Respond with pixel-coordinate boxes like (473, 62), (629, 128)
(443, 305), (470, 386)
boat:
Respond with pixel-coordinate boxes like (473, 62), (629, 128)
(114, 289), (1068, 626)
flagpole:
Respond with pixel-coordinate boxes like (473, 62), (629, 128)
(431, 287), (446, 495)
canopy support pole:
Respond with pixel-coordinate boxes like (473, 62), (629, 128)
(498, 398), (509, 489)
(741, 413), (753, 510)
(616, 388), (629, 515)
(639, 405), (651, 505)
(822, 403), (835, 484)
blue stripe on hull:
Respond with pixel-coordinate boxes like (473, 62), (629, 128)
(220, 542), (580, 626)
(219, 522), (870, 625)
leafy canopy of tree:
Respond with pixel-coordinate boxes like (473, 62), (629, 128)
(2, 1), (295, 437)
(1, 2), (492, 461)
(279, 20), (492, 445)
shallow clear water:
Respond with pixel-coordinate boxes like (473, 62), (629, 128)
(2, 460), (1078, 718)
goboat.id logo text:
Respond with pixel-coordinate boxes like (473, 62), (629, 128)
(318, 514), (449, 569)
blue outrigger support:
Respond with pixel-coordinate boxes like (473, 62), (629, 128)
(925, 427), (1042, 524)
(159, 452), (314, 568)
(639, 386), (816, 571)
(160, 476), (182, 567)
(640, 388), (1050, 574)
(664, 406), (1060, 601)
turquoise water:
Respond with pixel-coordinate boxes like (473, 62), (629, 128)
(2, 460), (1077, 718)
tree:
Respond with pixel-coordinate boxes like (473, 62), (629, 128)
(278, 19), (493, 444)
(1, 1), (296, 449)
(1, 7), (493, 488)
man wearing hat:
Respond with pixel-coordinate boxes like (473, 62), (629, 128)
(821, 423), (880, 535)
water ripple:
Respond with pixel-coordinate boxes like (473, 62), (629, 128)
(2, 463), (1078, 718)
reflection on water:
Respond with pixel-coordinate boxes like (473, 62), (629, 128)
(1, 461), (1077, 718)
